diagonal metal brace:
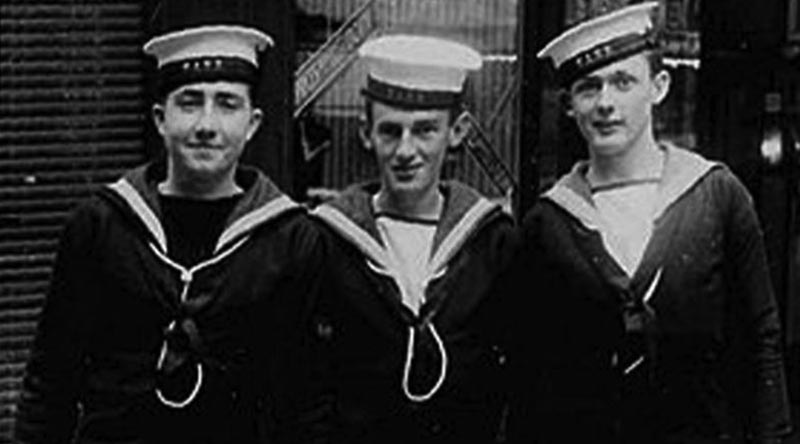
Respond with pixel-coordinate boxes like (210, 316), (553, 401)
(462, 111), (517, 196)
(294, 0), (379, 119)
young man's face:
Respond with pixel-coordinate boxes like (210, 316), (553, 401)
(566, 52), (669, 157)
(153, 81), (262, 181)
(367, 101), (464, 200)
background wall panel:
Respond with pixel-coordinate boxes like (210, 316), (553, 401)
(0, 0), (148, 437)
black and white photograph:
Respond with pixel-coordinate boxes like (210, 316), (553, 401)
(1, 0), (798, 443)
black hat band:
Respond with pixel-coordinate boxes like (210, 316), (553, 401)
(361, 76), (463, 109)
(558, 32), (658, 88)
(157, 56), (258, 98)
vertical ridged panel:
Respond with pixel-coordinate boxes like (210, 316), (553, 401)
(0, 1), (147, 438)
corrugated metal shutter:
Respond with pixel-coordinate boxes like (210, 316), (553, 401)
(0, 1), (147, 438)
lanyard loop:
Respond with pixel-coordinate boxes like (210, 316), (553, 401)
(156, 322), (204, 408)
(364, 254), (450, 402)
(402, 323), (448, 403)
(148, 238), (248, 409)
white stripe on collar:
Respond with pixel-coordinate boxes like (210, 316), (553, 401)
(108, 178), (168, 252)
(109, 179), (300, 254)
(650, 145), (717, 220)
(544, 145), (718, 231)
(215, 194), (299, 253)
(544, 184), (602, 231)
(312, 204), (391, 270)
(428, 197), (498, 273)
(314, 197), (499, 276)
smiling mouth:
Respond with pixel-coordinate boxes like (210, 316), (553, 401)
(186, 144), (223, 150)
(593, 121), (622, 133)
(392, 165), (421, 177)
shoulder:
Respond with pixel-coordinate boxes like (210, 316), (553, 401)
(683, 159), (754, 212)
(241, 209), (327, 274)
(468, 206), (516, 253)
(440, 180), (513, 227)
(263, 207), (323, 245)
(63, 189), (122, 233)
(49, 190), (127, 260)
(519, 195), (570, 231)
(661, 143), (744, 193)
(705, 163), (751, 198)
(446, 187), (518, 263)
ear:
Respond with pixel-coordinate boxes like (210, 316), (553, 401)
(245, 107), (263, 142)
(652, 69), (671, 105)
(560, 90), (576, 118)
(152, 103), (166, 136)
(358, 112), (373, 151)
(448, 111), (471, 148)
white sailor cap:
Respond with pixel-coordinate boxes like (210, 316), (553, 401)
(358, 34), (482, 108)
(537, 2), (660, 86)
(143, 25), (273, 95)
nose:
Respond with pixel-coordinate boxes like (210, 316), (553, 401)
(594, 82), (615, 115)
(193, 102), (218, 141)
(395, 127), (415, 159)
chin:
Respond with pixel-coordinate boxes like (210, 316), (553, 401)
(387, 180), (426, 196)
(183, 160), (230, 178)
(589, 137), (629, 155)
(387, 182), (418, 193)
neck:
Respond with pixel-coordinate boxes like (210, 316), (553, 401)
(587, 130), (663, 185)
(375, 187), (443, 220)
(160, 164), (241, 199)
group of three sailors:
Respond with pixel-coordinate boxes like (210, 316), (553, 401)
(14, 3), (791, 443)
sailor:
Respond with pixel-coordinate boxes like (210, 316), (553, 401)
(15, 24), (326, 444)
(518, 3), (792, 443)
(311, 34), (519, 444)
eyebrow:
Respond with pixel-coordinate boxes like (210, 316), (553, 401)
(376, 118), (443, 132)
(572, 76), (602, 89)
(582, 70), (636, 80)
(608, 70), (636, 78)
(412, 118), (442, 126)
(378, 117), (439, 125)
(173, 89), (247, 100)
(174, 89), (204, 98)
(214, 91), (246, 101)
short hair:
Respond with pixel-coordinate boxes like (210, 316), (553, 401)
(644, 47), (665, 77)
